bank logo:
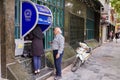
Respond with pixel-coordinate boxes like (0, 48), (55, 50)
(47, 17), (52, 23)
(24, 9), (32, 21)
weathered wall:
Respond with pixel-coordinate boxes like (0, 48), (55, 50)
(0, 0), (15, 78)
(0, 0), (2, 77)
(0, 0), (6, 78)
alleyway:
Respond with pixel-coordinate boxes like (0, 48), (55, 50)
(47, 39), (120, 80)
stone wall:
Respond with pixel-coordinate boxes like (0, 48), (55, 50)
(0, 0), (15, 78)
(0, 0), (6, 78)
(0, 7), (1, 78)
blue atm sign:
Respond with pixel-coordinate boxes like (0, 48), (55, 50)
(20, 1), (53, 38)
(21, 1), (38, 38)
(36, 4), (51, 15)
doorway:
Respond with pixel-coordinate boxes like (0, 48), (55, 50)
(69, 13), (84, 48)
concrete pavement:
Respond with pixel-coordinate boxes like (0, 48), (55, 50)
(46, 39), (120, 80)
(0, 44), (8, 80)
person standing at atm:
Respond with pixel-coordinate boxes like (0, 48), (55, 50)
(29, 25), (44, 74)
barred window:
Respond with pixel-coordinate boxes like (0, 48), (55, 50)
(15, 0), (64, 49)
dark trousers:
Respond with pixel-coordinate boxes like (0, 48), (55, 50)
(53, 50), (63, 76)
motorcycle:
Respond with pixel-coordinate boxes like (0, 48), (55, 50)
(71, 42), (92, 72)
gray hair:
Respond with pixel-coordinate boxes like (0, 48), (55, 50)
(55, 27), (62, 34)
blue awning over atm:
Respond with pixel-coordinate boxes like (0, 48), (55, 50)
(20, 1), (53, 38)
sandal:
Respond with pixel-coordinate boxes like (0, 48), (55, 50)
(37, 69), (40, 73)
(34, 70), (38, 75)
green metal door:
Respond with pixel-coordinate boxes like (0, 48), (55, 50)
(70, 13), (84, 48)
(86, 19), (95, 39)
(86, 8), (95, 40)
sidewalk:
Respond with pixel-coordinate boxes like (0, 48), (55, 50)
(46, 39), (120, 80)
(46, 39), (100, 80)
(46, 64), (72, 80)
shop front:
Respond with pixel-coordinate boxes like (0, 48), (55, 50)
(14, 0), (64, 69)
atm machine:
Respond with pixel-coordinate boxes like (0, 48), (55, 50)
(15, 0), (53, 56)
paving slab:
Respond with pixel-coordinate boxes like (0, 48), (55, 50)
(47, 39), (120, 80)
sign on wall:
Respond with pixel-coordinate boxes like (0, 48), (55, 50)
(20, 0), (53, 38)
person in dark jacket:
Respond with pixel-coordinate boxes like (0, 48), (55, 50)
(115, 32), (119, 43)
(109, 30), (114, 41)
(29, 25), (44, 74)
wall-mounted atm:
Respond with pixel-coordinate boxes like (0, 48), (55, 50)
(15, 0), (53, 56)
